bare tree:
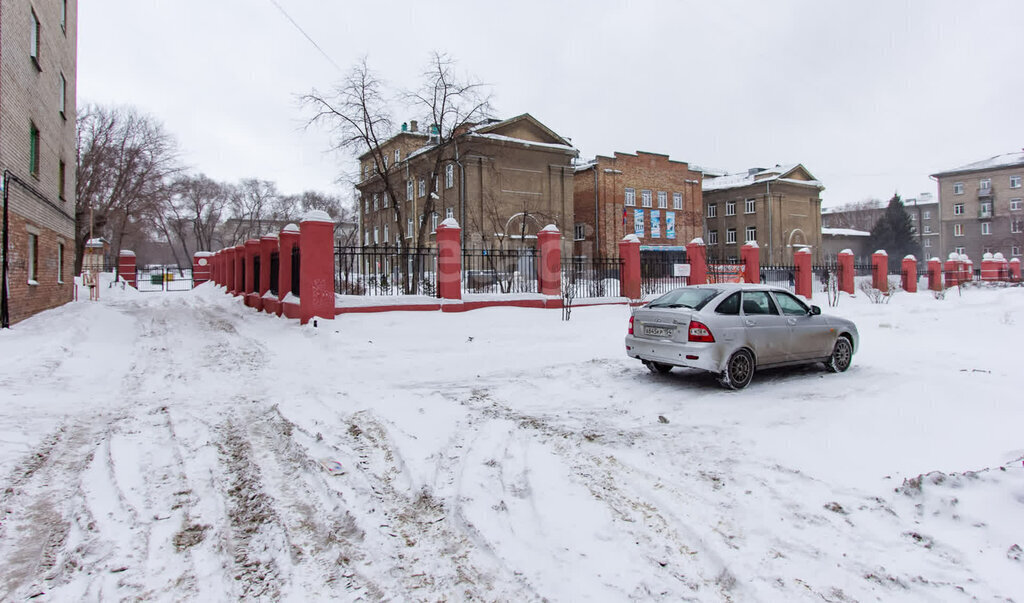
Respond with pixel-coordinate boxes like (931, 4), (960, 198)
(75, 104), (181, 273)
(223, 179), (280, 246)
(151, 174), (230, 270)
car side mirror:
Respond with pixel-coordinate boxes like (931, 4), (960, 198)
(810, 305), (821, 315)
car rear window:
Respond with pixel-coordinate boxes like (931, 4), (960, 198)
(716, 292), (740, 315)
(647, 288), (720, 310)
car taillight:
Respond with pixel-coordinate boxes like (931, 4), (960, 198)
(628, 315), (634, 335)
(688, 320), (715, 343)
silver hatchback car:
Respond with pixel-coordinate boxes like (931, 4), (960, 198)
(625, 284), (859, 389)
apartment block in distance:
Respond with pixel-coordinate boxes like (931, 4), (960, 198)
(356, 114), (576, 255)
(702, 164), (824, 264)
(572, 151), (702, 261)
(1, 0), (77, 326)
(931, 152), (1024, 262)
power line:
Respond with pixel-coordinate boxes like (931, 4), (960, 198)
(266, 0), (343, 73)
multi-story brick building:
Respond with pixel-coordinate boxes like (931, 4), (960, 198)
(904, 192), (940, 258)
(931, 152), (1024, 262)
(821, 192), (939, 260)
(356, 113), (576, 254)
(572, 151), (702, 261)
(702, 164), (824, 264)
(1, 0), (77, 326)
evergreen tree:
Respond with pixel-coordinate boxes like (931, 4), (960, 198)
(867, 193), (921, 270)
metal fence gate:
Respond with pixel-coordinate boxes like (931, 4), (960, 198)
(135, 266), (193, 292)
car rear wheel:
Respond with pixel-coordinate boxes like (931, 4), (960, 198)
(719, 349), (754, 390)
(826, 337), (853, 373)
(645, 361), (673, 374)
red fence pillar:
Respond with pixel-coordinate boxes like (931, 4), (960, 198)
(1011, 258), (1022, 282)
(211, 251), (220, 286)
(280, 225), (300, 319)
(232, 245), (245, 296)
(244, 239), (261, 309)
(980, 253), (998, 281)
(901, 255), (917, 293)
(872, 250), (888, 292)
(741, 243), (760, 284)
(193, 252), (212, 287)
(837, 250), (855, 294)
(259, 235), (278, 312)
(118, 250), (137, 288)
(619, 235), (642, 300)
(538, 225), (562, 298)
(686, 238), (707, 285)
(928, 258), (942, 291)
(436, 219), (462, 301)
(944, 253), (960, 288)
(962, 257), (973, 283)
(795, 248), (812, 299)
(299, 211), (335, 325)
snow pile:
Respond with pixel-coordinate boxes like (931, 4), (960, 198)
(1, 283), (1022, 599)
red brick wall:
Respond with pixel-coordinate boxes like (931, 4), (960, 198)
(6, 209), (75, 324)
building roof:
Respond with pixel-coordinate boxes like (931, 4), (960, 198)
(702, 164), (823, 192)
(931, 152), (1024, 177)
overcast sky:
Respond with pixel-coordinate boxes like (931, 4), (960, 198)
(79, 0), (1024, 208)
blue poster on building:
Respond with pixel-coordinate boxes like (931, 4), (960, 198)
(666, 211), (676, 239)
(634, 209), (644, 237)
(651, 211), (661, 238)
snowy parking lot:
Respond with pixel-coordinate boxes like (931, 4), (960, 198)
(1, 281), (1022, 601)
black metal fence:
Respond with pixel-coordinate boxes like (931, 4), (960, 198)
(562, 257), (622, 299)
(641, 256), (689, 296)
(269, 252), (279, 296)
(461, 248), (538, 294)
(136, 265), (194, 292)
(335, 245), (438, 296)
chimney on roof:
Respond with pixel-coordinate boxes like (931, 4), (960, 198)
(409, 120), (418, 133)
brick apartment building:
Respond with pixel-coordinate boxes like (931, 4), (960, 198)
(356, 114), (576, 255)
(904, 192), (940, 258)
(702, 164), (824, 264)
(1, 0), (77, 326)
(931, 152), (1024, 262)
(572, 151), (702, 261)
(821, 192), (939, 261)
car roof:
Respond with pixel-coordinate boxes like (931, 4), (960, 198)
(687, 283), (788, 292)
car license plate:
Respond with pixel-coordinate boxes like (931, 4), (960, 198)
(644, 326), (673, 338)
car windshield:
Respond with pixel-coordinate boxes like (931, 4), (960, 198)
(647, 288), (720, 310)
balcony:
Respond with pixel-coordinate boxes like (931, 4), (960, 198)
(979, 203), (994, 219)
(978, 186), (994, 199)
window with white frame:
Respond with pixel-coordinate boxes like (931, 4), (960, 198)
(384, 225), (389, 241)
(745, 198), (756, 214)
(954, 223), (963, 237)
(373, 227), (379, 244)
(1013, 245), (1022, 256)
(364, 231), (370, 245)
(373, 193), (378, 211)
(406, 180), (413, 201)
(953, 182), (964, 195)
(955, 246), (965, 255)
(407, 218), (413, 237)
(624, 188), (636, 207)
(1012, 175), (1022, 188)
(980, 178), (991, 190)
(641, 190), (652, 208)
(707, 203), (717, 218)
(382, 155), (388, 169)
(1011, 220), (1023, 234)
(745, 226), (756, 242)
(1011, 198), (1023, 211)
(381, 192), (388, 208)
(725, 201), (736, 216)
(923, 210), (930, 219)
(431, 213), (439, 233)
(924, 225), (932, 234)
(418, 179), (426, 198)
(672, 192), (682, 210)
(445, 164), (454, 188)
(573, 223), (585, 241)
(726, 228), (736, 244)
(30, 10), (40, 64)
(657, 191), (667, 209)
(394, 149), (400, 165)
(708, 230), (718, 245)
(446, 207), (453, 219)
(923, 238), (931, 248)
(954, 203), (964, 215)
(363, 199), (369, 213)
(982, 222), (991, 235)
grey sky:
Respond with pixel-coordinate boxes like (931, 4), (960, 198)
(78, 0), (1024, 208)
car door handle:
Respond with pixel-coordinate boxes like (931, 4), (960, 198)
(744, 319), (756, 326)
(787, 318), (797, 325)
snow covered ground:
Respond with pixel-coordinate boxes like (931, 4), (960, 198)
(1, 277), (1022, 601)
